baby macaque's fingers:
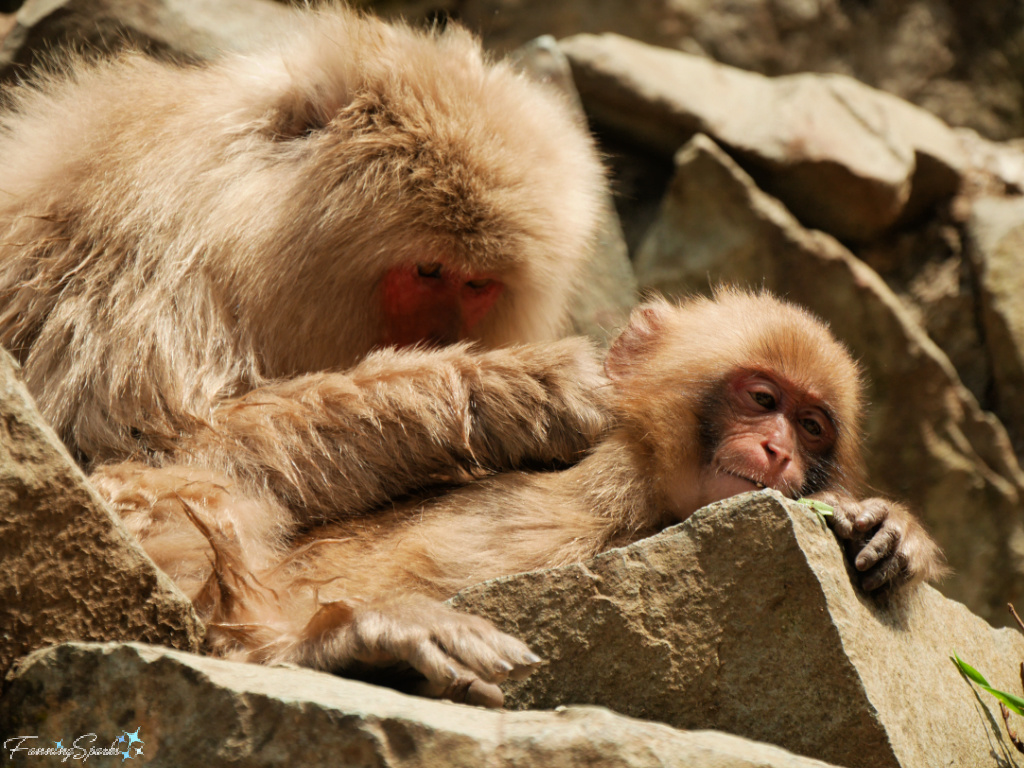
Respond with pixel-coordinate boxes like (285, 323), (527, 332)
(807, 494), (946, 593)
(853, 522), (901, 572)
(851, 498), (893, 533)
(820, 495), (892, 541)
(815, 492), (855, 538)
(860, 550), (907, 593)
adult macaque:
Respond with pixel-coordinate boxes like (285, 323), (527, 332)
(0, 8), (609, 521)
(147, 290), (945, 707)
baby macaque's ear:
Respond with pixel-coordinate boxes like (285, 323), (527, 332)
(604, 298), (673, 381)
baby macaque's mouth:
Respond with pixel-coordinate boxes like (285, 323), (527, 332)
(725, 470), (766, 489)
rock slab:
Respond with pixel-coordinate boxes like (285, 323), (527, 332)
(0, 348), (201, 681)
(967, 196), (1024, 457)
(0, 641), (841, 768)
(454, 491), (1024, 768)
(0, 0), (291, 80)
(560, 32), (965, 242)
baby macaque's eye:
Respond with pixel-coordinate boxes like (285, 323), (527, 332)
(801, 418), (823, 437)
(751, 391), (776, 409)
(465, 278), (493, 290)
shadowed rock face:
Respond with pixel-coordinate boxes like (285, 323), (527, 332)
(0, 347), (202, 681)
(0, 642), (842, 768)
(452, 491), (1024, 768)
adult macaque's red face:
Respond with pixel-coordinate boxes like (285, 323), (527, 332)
(380, 262), (505, 348)
(700, 371), (836, 505)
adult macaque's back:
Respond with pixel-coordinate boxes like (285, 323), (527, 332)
(0, 7), (609, 520)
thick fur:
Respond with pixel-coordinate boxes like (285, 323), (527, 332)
(0, 7), (611, 706)
(147, 291), (944, 705)
(0, 8), (608, 504)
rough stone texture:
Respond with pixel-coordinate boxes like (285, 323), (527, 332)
(0, 348), (202, 682)
(957, 130), (1024, 197)
(967, 196), (1024, 458)
(0, 642), (842, 768)
(854, 216), (986, 405)
(0, 0), (291, 82)
(454, 491), (1024, 768)
(512, 35), (637, 346)
(849, 133), (1024, 434)
(632, 133), (1024, 626)
(558, 32), (965, 242)
(445, 0), (1024, 142)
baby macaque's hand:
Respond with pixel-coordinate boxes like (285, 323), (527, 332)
(813, 493), (947, 594)
(326, 595), (540, 708)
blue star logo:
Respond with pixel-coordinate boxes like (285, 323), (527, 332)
(118, 728), (145, 762)
(54, 740), (63, 748)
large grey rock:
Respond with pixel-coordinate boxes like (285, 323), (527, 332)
(454, 491), (1024, 768)
(0, 641), (842, 768)
(967, 196), (1024, 458)
(559, 33), (965, 242)
(0, 0), (292, 82)
(512, 35), (637, 346)
(632, 133), (1024, 625)
(0, 347), (201, 679)
(449, 0), (1024, 142)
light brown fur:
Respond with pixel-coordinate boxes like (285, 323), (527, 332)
(150, 290), (945, 706)
(0, 8), (609, 517)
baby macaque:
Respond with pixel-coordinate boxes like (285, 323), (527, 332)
(0, 7), (610, 527)
(166, 290), (945, 707)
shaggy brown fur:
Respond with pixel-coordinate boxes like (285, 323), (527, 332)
(125, 290), (944, 707)
(0, 7), (609, 514)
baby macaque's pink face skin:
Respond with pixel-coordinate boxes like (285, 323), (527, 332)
(662, 370), (836, 519)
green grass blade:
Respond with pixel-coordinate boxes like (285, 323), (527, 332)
(980, 685), (1024, 716)
(952, 652), (1024, 715)
(953, 651), (991, 686)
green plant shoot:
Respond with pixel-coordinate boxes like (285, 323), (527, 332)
(952, 651), (1024, 716)
(796, 497), (834, 527)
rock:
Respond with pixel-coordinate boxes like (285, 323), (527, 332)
(957, 129), (1024, 197)
(0, 348), (201, 680)
(0, 0), (291, 82)
(967, 195), (1024, 457)
(511, 36), (637, 346)
(0, 641), (843, 768)
(559, 32), (965, 242)
(849, 133), (1024, 437)
(453, 491), (1024, 768)
(632, 133), (1024, 625)
(854, 218), (988, 406)
(451, 0), (1024, 142)
(0, 13), (14, 43)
